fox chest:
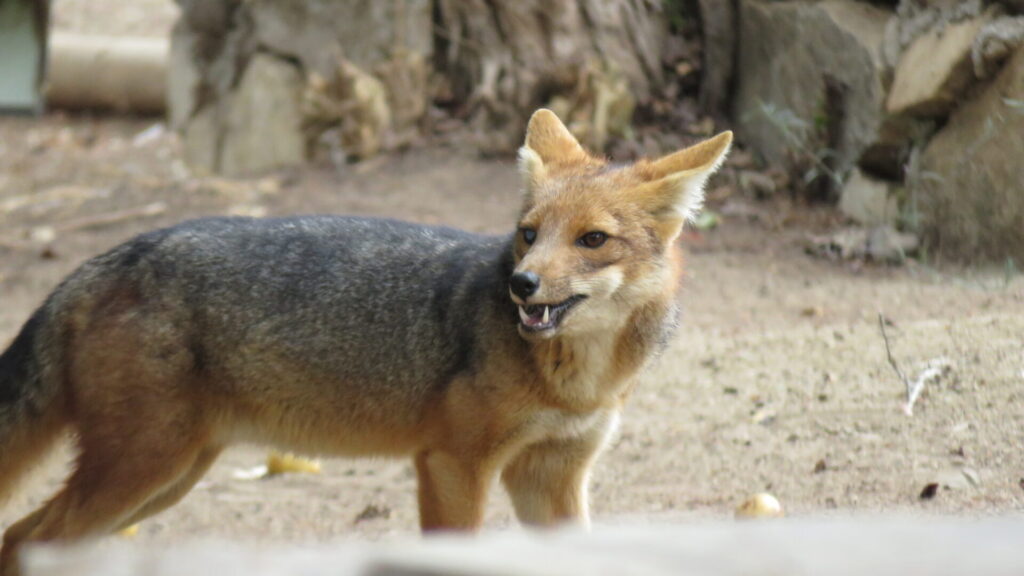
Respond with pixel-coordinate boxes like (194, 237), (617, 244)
(521, 406), (620, 449)
(537, 331), (646, 411)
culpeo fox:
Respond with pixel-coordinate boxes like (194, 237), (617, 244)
(0, 110), (730, 575)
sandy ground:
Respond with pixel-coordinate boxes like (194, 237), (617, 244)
(1, 114), (1022, 547)
(1, 0), (1022, 551)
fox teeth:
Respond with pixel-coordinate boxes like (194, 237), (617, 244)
(519, 306), (530, 324)
(542, 305), (550, 324)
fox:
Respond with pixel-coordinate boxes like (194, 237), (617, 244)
(0, 109), (730, 575)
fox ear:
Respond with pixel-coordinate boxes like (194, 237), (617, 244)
(518, 109), (591, 190)
(634, 131), (732, 236)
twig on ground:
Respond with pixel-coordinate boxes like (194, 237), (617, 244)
(878, 313), (909, 385)
(903, 358), (954, 416)
(879, 313), (954, 416)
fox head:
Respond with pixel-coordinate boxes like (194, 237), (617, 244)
(509, 109), (732, 340)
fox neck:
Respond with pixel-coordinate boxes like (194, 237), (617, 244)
(529, 297), (675, 413)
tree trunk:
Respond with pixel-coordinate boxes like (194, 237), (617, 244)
(435, 0), (669, 152)
(169, 0), (672, 174)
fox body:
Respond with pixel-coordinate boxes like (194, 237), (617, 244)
(0, 110), (730, 575)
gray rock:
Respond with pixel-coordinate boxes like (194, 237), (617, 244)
(807, 225), (918, 263)
(915, 45), (1024, 261)
(887, 17), (987, 117)
(169, 0), (432, 175)
(840, 168), (899, 226)
(972, 16), (1024, 78)
(167, 20), (200, 131)
(734, 0), (899, 185)
(248, 0), (432, 78)
(182, 105), (219, 175)
(866, 225), (919, 263)
(218, 54), (306, 177)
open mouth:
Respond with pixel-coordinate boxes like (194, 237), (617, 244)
(517, 295), (587, 332)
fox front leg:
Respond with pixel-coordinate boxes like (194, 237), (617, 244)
(414, 450), (493, 532)
(501, 411), (619, 528)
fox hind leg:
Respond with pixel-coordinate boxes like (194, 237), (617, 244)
(0, 428), (211, 576)
(116, 444), (223, 532)
(1, 316), (214, 576)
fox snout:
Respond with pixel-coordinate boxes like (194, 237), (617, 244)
(509, 271), (540, 300)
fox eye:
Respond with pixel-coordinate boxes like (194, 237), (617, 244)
(520, 227), (537, 245)
(578, 231), (608, 249)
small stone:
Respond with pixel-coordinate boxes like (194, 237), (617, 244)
(354, 504), (391, 524)
(919, 482), (940, 500)
(735, 493), (784, 519)
(801, 306), (824, 318)
(29, 226), (56, 244)
(866, 226), (919, 263)
(839, 169), (899, 227)
(751, 407), (776, 425)
(813, 459), (827, 474)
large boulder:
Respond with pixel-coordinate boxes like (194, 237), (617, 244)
(734, 1), (911, 188)
(169, 0), (432, 175)
(914, 45), (1024, 261)
(887, 16), (987, 117)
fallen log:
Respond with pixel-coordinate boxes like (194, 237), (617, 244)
(46, 32), (167, 113)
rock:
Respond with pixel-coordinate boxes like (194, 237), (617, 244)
(434, 1), (668, 153)
(807, 225), (918, 262)
(858, 115), (933, 181)
(866, 226), (919, 263)
(887, 17), (987, 117)
(972, 16), (1024, 78)
(167, 20), (201, 130)
(734, 0), (899, 186)
(248, 0), (432, 79)
(170, 0), (432, 174)
(219, 54), (306, 176)
(839, 168), (899, 226)
(182, 105), (219, 175)
(735, 493), (784, 519)
(915, 45), (1024, 261)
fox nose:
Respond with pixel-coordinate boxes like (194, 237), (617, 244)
(509, 271), (540, 300)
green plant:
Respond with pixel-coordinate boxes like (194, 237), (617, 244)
(746, 100), (844, 193)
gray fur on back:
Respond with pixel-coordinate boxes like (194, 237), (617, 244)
(77, 216), (519, 406)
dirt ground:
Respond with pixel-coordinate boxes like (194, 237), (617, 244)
(2, 0), (1023, 550)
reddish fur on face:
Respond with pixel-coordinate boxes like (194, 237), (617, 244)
(512, 109), (729, 407)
